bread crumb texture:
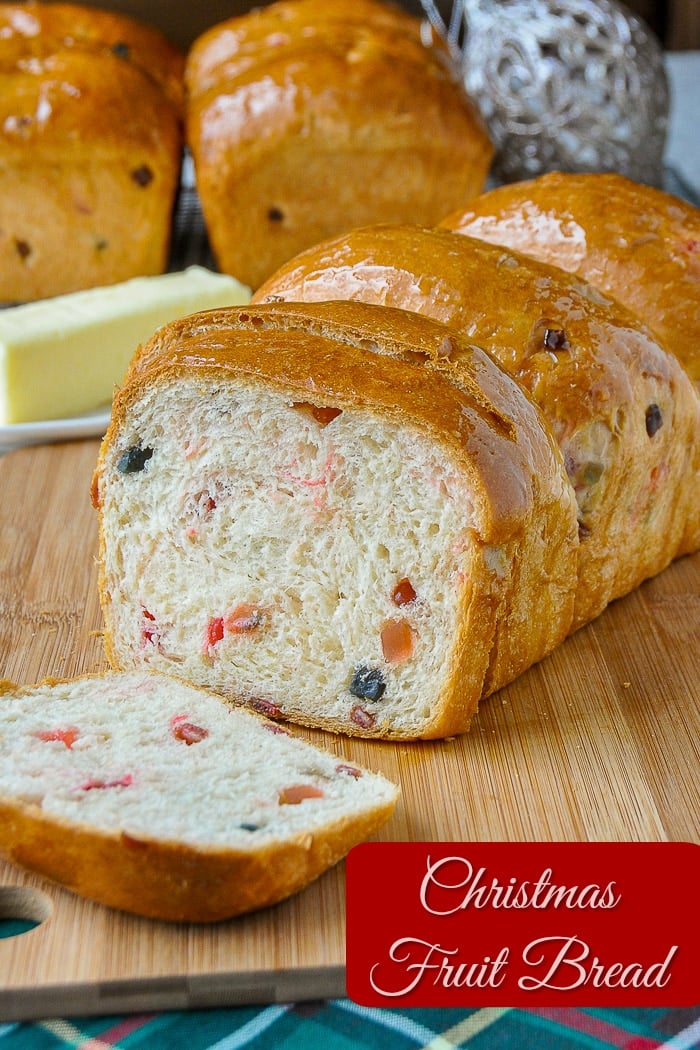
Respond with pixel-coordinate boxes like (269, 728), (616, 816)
(0, 670), (397, 849)
(100, 380), (476, 738)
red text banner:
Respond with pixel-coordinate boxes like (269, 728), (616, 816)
(346, 842), (699, 1007)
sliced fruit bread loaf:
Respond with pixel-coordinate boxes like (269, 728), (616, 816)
(92, 301), (579, 740)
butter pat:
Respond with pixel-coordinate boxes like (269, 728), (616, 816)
(0, 267), (251, 425)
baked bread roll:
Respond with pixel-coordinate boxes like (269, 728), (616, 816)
(439, 172), (700, 382)
(0, 669), (398, 922)
(254, 225), (700, 627)
(92, 301), (579, 740)
(0, 1), (184, 302)
(185, 0), (493, 290)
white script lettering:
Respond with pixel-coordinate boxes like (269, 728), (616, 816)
(420, 857), (621, 915)
(369, 938), (510, 997)
(518, 935), (678, 991)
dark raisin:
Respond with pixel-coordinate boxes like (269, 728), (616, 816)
(349, 666), (386, 702)
(543, 328), (569, 351)
(267, 206), (284, 222)
(111, 41), (131, 58)
(116, 444), (153, 473)
(14, 238), (31, 260)
(578, 520), (591, 540)
(94, 237), (108, 252)
(239, 822), (260, 832)
(131, 165), (154, 187)
(645, 403), (663, 437)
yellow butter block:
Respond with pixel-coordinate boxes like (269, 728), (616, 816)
(0, 267), (251, 425)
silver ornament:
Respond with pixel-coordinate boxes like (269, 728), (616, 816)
(421, 0), (670, 186)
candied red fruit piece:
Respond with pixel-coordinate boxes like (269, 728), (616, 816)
(278, 784), (325, 805)
(649, 462), (670, 491)
(80, 773), (133, 791)
(206, 616), (225, 647)
(391, 577), (417, 606)
(350, 704), (376, 729)
(250, 697), (283, 719)
(226, 603), (264, 633)
(170, 714), (209, 745)
(262, 722), (291, 736)
(381, 618), (415, 664)
(336, 763), (362, 778)
(36, 726), (79, 749)
(141, 608), (160, 646)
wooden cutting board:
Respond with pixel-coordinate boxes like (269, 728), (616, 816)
(0, 439), (698, 1021)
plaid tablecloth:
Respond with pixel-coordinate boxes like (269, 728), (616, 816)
(1, 1004), (699, 1050)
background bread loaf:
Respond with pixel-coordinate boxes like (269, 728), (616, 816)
(440, 172), (700, 382)
(254, 224), (700, 627)
(0, 669), (398, 922)
(92, 301), (579, 740)
(185, 0), (493, 290)
(0, 1), (184, 302)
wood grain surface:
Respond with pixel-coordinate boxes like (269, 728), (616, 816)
(0, 439), (698, 1020)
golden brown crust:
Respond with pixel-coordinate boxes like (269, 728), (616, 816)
(0, 2), (184, 111)
(93, 301), (579, 738)
(440, 172), (700, 381)
(0, 796), (396, 922)
(0, 1), (184, 301)
(254, 225), (700, 627)
(185, 0), (493, 290)
(187, 0), (449, 95)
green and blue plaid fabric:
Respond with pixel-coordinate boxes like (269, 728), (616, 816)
(0, 1005), (699, 1050)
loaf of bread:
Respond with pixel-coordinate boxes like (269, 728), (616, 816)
(184, 0), (493, 290)
(0, 669), (398, 922)
(254, 225), (700, 628)
(92, 301), (579, 740)
(439, 172), (700, 382)
(0, 1), (185, 302)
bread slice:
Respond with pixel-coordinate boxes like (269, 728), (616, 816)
(254, 224), (700, 627)
(92, 301), (578, 739)
(0, 669), (398, 922)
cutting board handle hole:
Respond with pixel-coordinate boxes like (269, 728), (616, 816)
(0, 885), (52, 939)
